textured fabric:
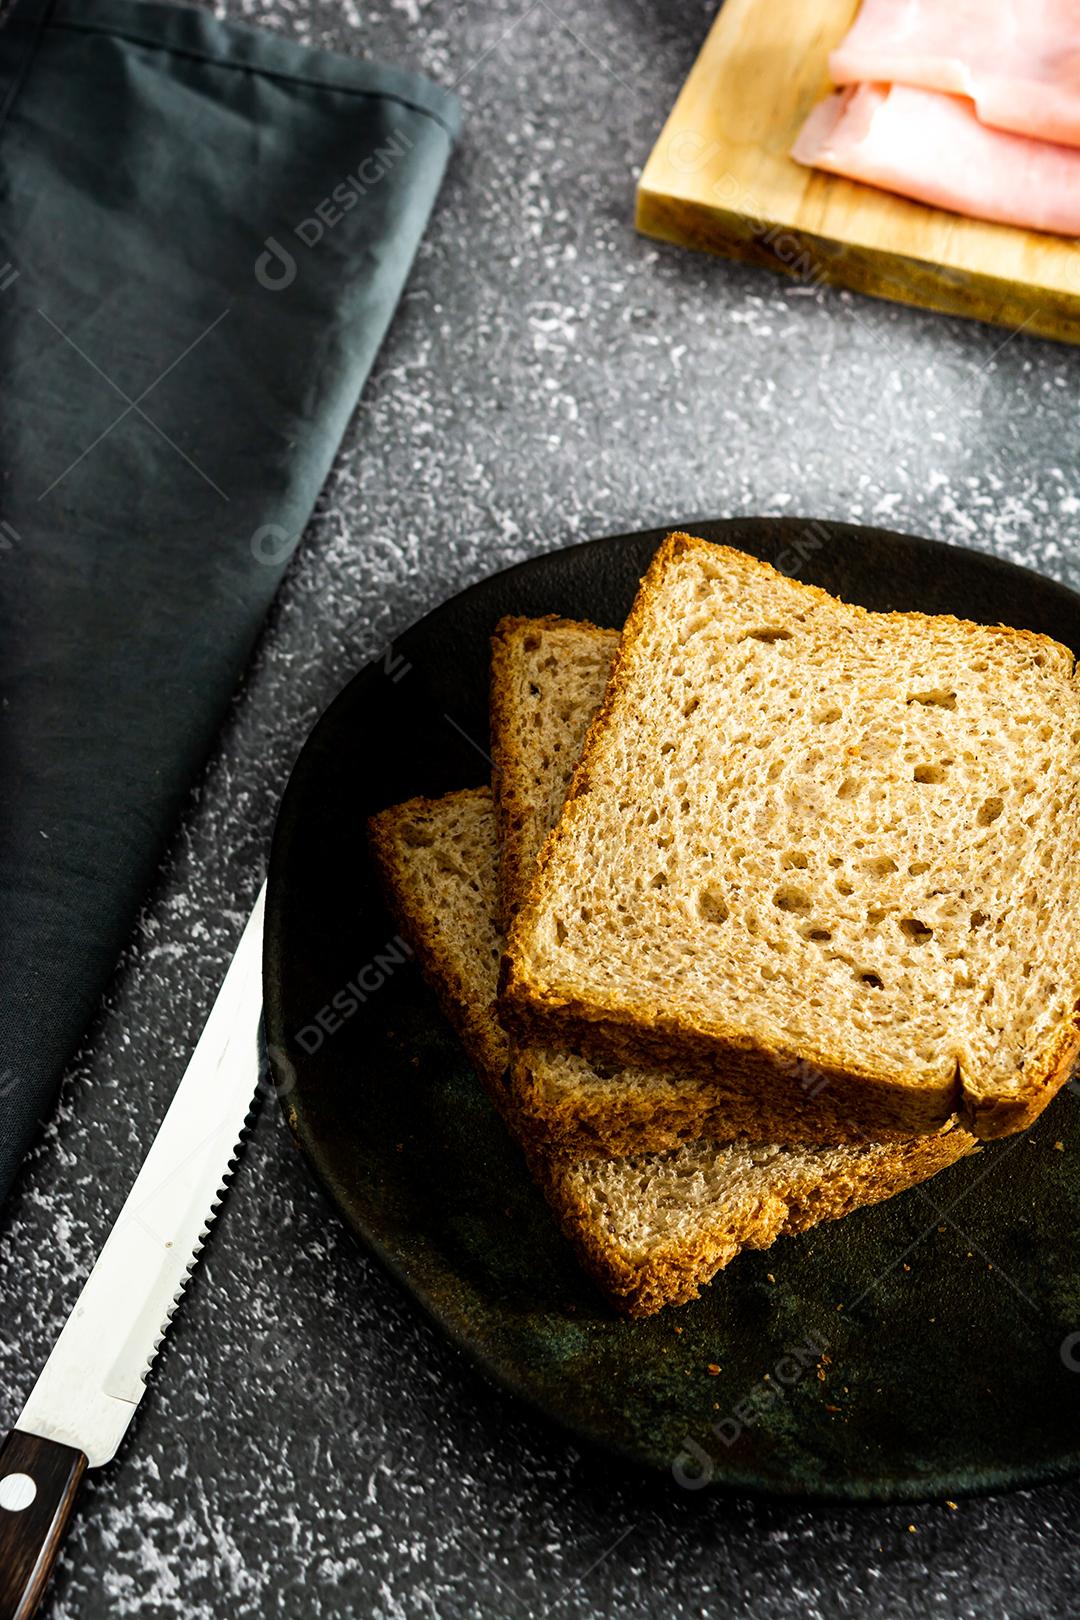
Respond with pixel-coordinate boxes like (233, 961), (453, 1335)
(0, 0), (459, 1201)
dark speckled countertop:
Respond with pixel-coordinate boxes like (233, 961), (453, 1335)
(2, 2), (1079, 1615)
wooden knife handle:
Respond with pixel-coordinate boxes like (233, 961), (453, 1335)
(0, 1430), (87, 1620)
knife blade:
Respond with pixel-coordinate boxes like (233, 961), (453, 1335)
(0, 883), (266, 1620)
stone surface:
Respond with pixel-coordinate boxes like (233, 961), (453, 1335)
(2, 1), (1080, 1615)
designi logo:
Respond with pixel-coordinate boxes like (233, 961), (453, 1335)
(254, 132), (414, 293)
(254, 236), (298, 292)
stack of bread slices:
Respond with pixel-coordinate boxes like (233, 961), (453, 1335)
(369, 533), (1080, 1316)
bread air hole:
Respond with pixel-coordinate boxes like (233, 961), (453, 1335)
(907, 688), (957, 710)
(803, 926), (833, 943)
(977, 795), (1004, 826)
(742, 626), (793, 644)
(814, 705), (842, 725)
(837, 777), (859, 800)
(914, 763), (949, 784)
(401, 822), (435, 848)
(862, 855), (897, 877)
(857, 970), (884, 989)
(698, 888), (730, 925)
(899, 917), (933, 945)
(781, 851), (809, 869)
(774, 885), (812, 915)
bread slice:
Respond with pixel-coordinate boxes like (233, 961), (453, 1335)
(491, 614), (919, 1152)
(491, 615), (622, 932)
(368, 787), (974, 1315)
(503, 533), (1080, 1142)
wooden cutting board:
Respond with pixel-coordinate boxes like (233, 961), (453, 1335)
(636, 0), (1080, 344)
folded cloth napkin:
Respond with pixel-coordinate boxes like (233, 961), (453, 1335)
(0, 0), (460, 1203)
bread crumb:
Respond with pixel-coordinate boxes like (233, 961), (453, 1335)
(902, 1262), (911, 1272)
(1054, 1141), (1065, 1151)
(673, 1325), (683, 1334)
(825, 1403), (840, 1413)
(907, 1524), (917, 1534)
(817, 1368), (826, 1382)
(706, 1363), (721, 1376)
(937, 1225), (947, 1233)
(766, 1273), (776, 1283)
(945, 1500), (958, 1511)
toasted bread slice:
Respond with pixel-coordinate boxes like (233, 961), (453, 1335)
(491, 614), (916, 1151)
(503, 533), (1080, 1141)
(368, 788), (974, 1315)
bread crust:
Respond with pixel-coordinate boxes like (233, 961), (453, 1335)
(501, 532), (1080, 1143)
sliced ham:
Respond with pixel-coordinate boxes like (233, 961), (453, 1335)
(830, 0), (1080, 149)
(791, 83), (1080, 237)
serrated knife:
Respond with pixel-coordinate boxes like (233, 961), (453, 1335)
(0, 885), (266, 1620)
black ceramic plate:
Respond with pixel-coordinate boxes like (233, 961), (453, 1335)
(264, 518), (1080, 1502)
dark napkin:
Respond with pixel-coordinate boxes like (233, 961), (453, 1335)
(0, 0), (460, 1202)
